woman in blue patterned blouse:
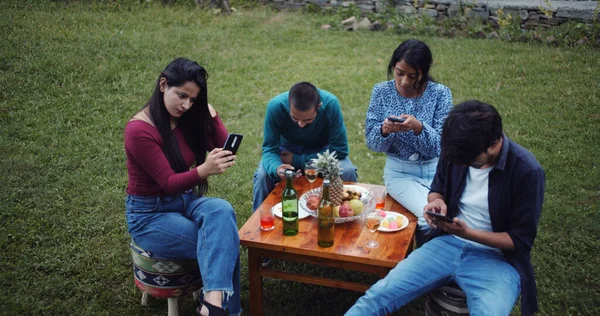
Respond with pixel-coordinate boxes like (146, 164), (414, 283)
(365, 39), (453, 245)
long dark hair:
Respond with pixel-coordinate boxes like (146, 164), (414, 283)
(145, 57), (211, 195)
(387, 39), (435, 90)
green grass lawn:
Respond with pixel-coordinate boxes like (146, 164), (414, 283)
(1, 1), (599, 315)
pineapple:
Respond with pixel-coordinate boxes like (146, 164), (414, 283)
(310, 150), (345, 206)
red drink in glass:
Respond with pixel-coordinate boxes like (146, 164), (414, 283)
(260, 216), (275, 231)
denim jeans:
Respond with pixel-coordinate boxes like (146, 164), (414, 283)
(345, 235), (520, 316)
(252, 145), (358, 211)
(125, 191), (241, 316)
(383, 156), (438, 245)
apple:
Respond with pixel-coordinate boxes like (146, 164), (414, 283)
(339, 202), (355, 217)
(306, 196), (320, 210)
(348, 199), (364, 215)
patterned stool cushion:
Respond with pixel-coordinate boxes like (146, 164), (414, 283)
(425, 283), (469, 316)
(131, 240), (202, 298)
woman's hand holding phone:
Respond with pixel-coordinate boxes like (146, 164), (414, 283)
(196, 148), (236, 178)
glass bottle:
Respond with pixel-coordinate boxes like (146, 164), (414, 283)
(281, 170), (299, 236)
(317, 179), (335, 247)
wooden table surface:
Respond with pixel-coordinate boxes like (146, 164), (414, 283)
(238, 177), (417, 315)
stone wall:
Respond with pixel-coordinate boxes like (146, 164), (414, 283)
(266, 0), (599, 30)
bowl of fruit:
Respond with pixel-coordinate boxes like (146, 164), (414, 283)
(300, 185), (375, 224)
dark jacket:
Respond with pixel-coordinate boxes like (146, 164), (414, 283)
(429, 134), (545, 316)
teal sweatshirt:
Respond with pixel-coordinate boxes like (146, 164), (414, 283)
(261, 89), (350, 181)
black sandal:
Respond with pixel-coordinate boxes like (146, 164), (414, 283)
(196, 299), (227, 316)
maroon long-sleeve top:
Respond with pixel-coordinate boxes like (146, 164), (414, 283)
(124, 115), (228, 196)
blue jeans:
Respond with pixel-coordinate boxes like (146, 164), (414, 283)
(345, 235), (520, 316)
(383, 156), (438, 245)
(125, 191), (241, 316)
(252, 145), (358, 211)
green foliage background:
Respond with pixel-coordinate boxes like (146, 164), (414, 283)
(1, 1), (599, 315)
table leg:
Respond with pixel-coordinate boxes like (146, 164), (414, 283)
(247, 249), (264, 316)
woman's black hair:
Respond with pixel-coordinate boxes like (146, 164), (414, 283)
(145, 57), (211, 195)
(441, 100), (503, 165)
(387, 39), (435, 90)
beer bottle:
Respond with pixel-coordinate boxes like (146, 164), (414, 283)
(317, 179), (334, 247)
(282, 170), (299, 236)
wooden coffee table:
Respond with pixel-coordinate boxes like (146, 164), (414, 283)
(238, 177), (417, 315)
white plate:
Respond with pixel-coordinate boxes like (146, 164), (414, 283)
(299, 184), (376, 224)
(378, 211), (409, 232)
(271, 202), (311, 220)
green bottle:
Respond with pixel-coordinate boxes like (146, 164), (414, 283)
(282, 170), (299, 236)
(317, 179), (334, 247)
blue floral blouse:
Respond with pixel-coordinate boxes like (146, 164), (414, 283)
(365, 80), (453, 162)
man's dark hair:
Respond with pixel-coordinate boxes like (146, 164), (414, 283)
(289, 82), (320, 111)
(441, 100), (503, 165)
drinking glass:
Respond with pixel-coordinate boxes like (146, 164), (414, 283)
(364, 212), (383, 248)
(373, 188), (387, 211)
(304, 162), (318, 186)
(259, 205), (275, 231)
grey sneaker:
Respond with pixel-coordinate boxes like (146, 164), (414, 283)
(261, 258), (272, 268)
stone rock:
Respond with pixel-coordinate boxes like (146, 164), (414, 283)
(437, 26), (446, 36)
(503, 34), (512, 42)
(342, 16), (357, 27)
(448, 3), (459, 18)
(357, 17), (372, 30)
(397, 23), (406, 32)
(375, 0), (385, 13)
(489, 16), (500, 29)
(370, 20), (382, 31)
(475, 30), (486, 39)
(469, 7), (489, 21)
(487, 31), (499, 39)
(425, 4), (435, 10)
(385, 22), (395, 30)
(419, 8), (438, 18)
(519, 10), (529, 21)
(321, 24), (332, 30)
(448, 27), (458, 38)
(436, 4), (448, 12)
(529, 12), (540, 22)
(424, 25), (436, 34)
(518, 34), (528, 42)
(341, 1), (351, 8)
(356, 4), (375, 11)
(557, 9), (594, 22)
(576, 37), (589, 45)
(397, 5), (415, 15)
(532, 33), (543, 43)
(545, 35), (557, 45)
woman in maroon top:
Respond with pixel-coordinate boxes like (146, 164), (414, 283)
(124, 58), (240, 316)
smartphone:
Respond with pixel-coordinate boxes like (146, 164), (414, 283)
(223, 133), (243, 155)
(425, 211), (454, 223)
(388, 116), (406, 123)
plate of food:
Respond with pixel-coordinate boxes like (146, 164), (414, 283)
(377, 211), (409, 232)
(299, 184), (375, 224)
(271, 202), (311, 219)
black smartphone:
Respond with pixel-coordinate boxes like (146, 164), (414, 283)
(388, 116), (406, 123)
(223, 133), (243, 155)
(425, 211), (454, 223)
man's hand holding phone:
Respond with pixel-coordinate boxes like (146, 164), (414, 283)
(276, 164), (301, 181)
(423, 199), (449, 229)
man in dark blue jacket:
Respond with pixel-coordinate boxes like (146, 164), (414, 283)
(346, 100), (545, 316)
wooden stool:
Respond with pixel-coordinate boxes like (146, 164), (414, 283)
(425, 282), (469, 316)
(130, 241), (203, 316)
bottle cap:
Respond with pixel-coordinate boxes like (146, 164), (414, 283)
(323, 179), (330, 186)
(285, 169), (292, 175)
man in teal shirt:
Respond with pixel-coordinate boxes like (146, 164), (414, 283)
(252, 82), (358, 210)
